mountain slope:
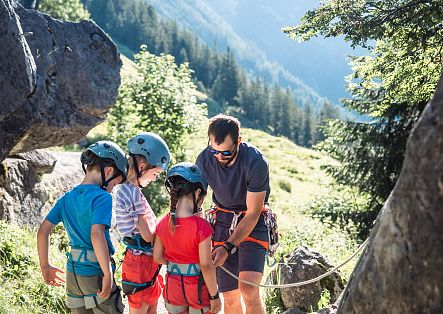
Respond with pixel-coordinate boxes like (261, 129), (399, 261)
(147, 0), (364, 106)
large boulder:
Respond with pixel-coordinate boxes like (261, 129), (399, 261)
(0, 150), (83, 227)
(268, 245), (345, 312)
(337, 72), (443, 313)
(0, 0), (36, 122)
(0, 1), (121, 162)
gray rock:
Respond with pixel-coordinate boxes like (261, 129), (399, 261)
(269, 245), (345, 311)
(0, 150), (83, 227)
(0, 2), (121, 162)
(337, 72), (443, 313)
(13, 149), (57, 174)
(0, 0), (36, 121)
(282, 308), (307, 314)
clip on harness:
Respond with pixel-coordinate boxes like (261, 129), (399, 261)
(121, 235), (162, 296)
(66, 247), (122, 312)
(206, 204), (279, 263)
(164, 262), (209, 314)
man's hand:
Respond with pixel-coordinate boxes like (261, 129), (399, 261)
(211, 246), (229, 267)
(97, 273), (113, 299)
(41, 264), (65, 286)
(210, 298), (222, 313)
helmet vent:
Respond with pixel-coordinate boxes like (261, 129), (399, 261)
(190, 165), (197, 172)
(103, 143), (111, 149)
(137, 138), (145, 145)
(161, 156), (167, 163)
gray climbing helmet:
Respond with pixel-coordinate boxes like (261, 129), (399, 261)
(165, 162), (208, 192)
(81, 140), (128, 187)
(127, 132), (171, 171)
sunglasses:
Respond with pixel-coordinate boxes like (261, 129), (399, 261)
(207, 144), (237, 157)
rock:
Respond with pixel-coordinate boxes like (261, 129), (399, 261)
(337, 72), (443, 313)
(0, 2), (121, 162)
(0, 0), (36, 121)
(0, 150), (83, 227)
(13, 149), (57, 174)
(282, 308), (307, 314)
(269, 245), (345, 311)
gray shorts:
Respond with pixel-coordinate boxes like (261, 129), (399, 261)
(66, 271), (124, 314)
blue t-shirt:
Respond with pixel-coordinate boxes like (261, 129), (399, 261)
(196, 142), (270, 211)
(46, 184), (115, 276)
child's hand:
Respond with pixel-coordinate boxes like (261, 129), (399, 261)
(210, 298), (222, 313)
(41, 265), (65, 286)
(97, 273), (113, 299)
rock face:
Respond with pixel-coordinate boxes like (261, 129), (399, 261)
(0, 0), (36, 123)
(0, 1), (121, 162)
(0, 150), (83, 227)
(269, 245), (345, 312)
(337, 72), (443, 313)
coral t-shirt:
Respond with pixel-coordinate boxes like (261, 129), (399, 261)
(156, 213), (213, 264)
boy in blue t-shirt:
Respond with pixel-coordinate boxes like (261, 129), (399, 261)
(37, 141), (128, 313)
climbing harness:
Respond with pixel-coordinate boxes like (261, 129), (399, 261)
(120, 235), (161, 296)
(66, 247), (122, 312)
(164, 262), (209, 313)
(122, 235), (154, 253)
(219, 237), (369, 289)
(206, 204), (279, 256)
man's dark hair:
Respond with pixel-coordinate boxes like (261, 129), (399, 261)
(208, 114), (241, 145)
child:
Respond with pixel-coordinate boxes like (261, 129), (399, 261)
(113, 132), (170, 314)
(154, 162), (222, 314)
(37, 141), (128, 313)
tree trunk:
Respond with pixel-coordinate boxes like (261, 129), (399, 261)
(338, 72), (443, 313)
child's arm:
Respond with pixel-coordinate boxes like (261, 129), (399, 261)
(137, 214), (155, 243)
(91, 224), (113, 299)
(199, 237), (222, 313)
(153, 236), (167, 264)
(37, 220), (65, 286)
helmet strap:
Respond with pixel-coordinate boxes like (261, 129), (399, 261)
(99, 159), (121, 191)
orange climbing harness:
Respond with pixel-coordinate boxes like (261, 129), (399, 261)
(205, 205), (279, 255)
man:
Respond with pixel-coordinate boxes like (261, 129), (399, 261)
(196, 114), (270, 314)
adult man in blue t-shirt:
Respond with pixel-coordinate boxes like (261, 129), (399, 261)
(196, 114), (269, 314)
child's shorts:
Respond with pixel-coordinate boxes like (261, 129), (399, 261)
(122, 251), (162, 308)
(163, 273), (210, 312)
(66, 271), (124, 313)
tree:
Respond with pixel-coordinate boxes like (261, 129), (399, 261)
(38, 0), (90, 21)
(107, 46), (206, 211)
(285, 0), (443, 233)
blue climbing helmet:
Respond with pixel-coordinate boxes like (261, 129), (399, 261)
(165, 162), (208, 193)
(165, 162), (208, 214)
(127, 132), (171, 179)
(80, 140), (128, 189)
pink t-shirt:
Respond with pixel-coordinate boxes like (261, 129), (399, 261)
(156, 213), (213, 264)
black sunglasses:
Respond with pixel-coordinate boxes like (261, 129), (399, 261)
(207, 142), (237, 157)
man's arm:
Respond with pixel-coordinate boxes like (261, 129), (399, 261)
(91, 224), (112, 299)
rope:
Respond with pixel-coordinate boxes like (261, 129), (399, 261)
(219, 237), (369, 289)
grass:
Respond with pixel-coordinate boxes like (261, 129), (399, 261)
(0, 222), (68, 313)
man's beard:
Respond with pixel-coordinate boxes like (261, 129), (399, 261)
(216, 149), (238, 167)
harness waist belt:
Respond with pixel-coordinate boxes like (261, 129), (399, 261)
(167, 262), (201, 276)
(123, 236), (153, 248)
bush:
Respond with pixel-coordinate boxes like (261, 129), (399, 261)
(108, 46), (206, 213)
(303, 188), (375, 241)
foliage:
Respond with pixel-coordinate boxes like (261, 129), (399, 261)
(39, 0), (90, 21)
(284, 0), (443, 229)
(107, 45), (206, 212)
(303, 187), (374, 240)
(0, 221), (67, 313)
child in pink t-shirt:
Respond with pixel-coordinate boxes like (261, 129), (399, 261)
(154, 162), (221, 314)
